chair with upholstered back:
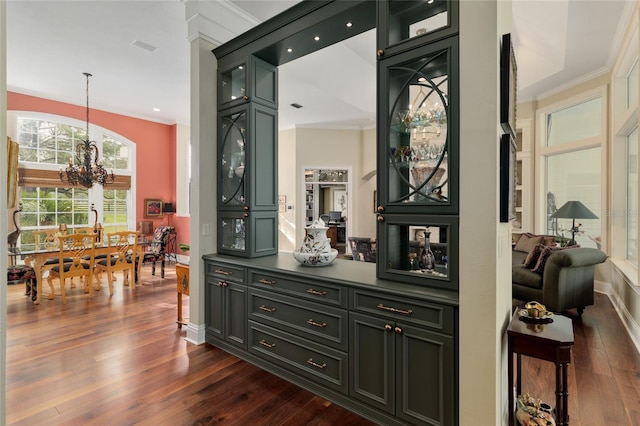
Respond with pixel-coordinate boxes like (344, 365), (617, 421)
(47, 233), (97, 304)
(137, 226), (175, 281)
(348, 237), (377, 263)
(95, 231), (139, 294)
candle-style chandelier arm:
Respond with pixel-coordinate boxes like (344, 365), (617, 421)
(59, 72), (115, 188)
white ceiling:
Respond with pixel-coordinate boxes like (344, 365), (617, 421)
(5, 0), (633, 129)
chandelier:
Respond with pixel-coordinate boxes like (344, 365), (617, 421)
(59, 72), (114, 188)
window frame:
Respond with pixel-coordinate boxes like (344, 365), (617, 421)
(8, 111), (137, 238)
(535, 85), (607, 250)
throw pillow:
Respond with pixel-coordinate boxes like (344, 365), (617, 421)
(514, 234), (544, 253)
(523, 244), (544, 269)
(532, 246), (560, 274)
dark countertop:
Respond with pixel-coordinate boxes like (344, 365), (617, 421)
(203, 253), (459, 307)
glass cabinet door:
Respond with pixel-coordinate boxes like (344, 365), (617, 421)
(219, 62), (247, 109)
(378, 0), (457, 57)
(379, 39), (458, 214)
(219, 108), (247, 209)
(220, 215), (248, 254)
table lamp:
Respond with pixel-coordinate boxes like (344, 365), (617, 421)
(550, 200), (598, 245)
(163, 202), (176, 226)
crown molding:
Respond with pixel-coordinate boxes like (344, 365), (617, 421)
(184, 0), (260, 45)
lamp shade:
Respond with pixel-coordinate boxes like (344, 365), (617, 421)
(550, 201), (598, 220)
(162, 202), (175, 214)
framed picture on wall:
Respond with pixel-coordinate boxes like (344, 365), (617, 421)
(500, 33), (517, 138)
(499, 134), (517, 222)
(145, 199), (163, 218)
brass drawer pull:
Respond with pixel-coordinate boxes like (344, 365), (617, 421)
(259, 278), (276, 285)
(217, 281), (228, 287)
(214, 269), (231, 276)
(259, 305), (276, 313)
(376, 303), (413, 315)
(259, 339), (276, 348)
(306, 288), (327, 296)
(306, 358), (326, 369)
(306, 319), (327, 328)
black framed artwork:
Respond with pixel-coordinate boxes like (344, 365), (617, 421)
(500, 33), (517, 138)
(499, 134), (517, 222)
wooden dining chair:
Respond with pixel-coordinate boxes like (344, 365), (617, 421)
(95, 231), (139, 294)
(47, 233), (97, 304)
(33, 228), (70, 299)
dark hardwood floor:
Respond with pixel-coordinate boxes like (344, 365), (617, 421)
(5, 265), (640, 425)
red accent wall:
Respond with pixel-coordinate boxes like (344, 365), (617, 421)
(8, 91), (190, 247)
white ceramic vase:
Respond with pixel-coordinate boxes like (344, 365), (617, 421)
(293, 218), (338, 266)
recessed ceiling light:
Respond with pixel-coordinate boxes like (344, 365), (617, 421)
(153, 107), (160, 112)
(238, 65), (243, 70)
(287, 48), (293, 53)
(346, 22), (353, 28)
(314, 36), (320, 41)
(427, 0), (434, 3)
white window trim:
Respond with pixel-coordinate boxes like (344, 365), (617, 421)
(7, 111), (138, 230)
(534, 86), (608, 247)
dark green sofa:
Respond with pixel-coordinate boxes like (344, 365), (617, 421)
(512, 247), (607, 315)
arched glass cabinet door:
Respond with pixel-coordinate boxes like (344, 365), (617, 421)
(380, 39), (457, 213)
(219, 108), (247, 208)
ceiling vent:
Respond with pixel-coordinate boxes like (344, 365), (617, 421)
(290, 103), (303, 109)
(131, 40), (158, 52)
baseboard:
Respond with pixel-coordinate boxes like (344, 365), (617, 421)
(595, 280), (640, 355)
(185, 322), (206, 345)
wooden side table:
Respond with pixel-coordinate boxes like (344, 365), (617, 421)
(507, 309), (574, 426)
(175, 263), (190, 328)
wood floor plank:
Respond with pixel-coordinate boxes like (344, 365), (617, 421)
(7, 271), (640, 425)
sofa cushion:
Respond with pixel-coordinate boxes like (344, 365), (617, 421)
(512, 250), (528, 265)
(512, 265), (543, 289)
(514, 234), (543, 253)
(523, 244), (544, 269)
(532, 245), (560, 273)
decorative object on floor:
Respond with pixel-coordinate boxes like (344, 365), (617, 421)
(163, 202), (176, 226)
(59, 73), (115, 188)
(515, 393), (556, 426)
(7, 203), (23, 260)
(293, 218), (338, 266)
(550, 200), (598, 245)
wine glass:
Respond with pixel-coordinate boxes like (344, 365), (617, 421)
(408, 252), (417, 271)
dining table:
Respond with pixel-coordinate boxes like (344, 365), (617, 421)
(8, 237), (150, 305)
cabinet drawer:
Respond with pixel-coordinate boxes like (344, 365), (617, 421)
(351, 290), (454, 334)
(249, 288), (348, 351)
(249, 321), (348, 394)
(249, 270), (346, 308)
(206, 262), (245, 284)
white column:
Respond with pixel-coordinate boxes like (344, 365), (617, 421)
(459, 0), (512, 424)
(183, 0), (260, 344)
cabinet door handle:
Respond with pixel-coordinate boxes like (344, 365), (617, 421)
(306, 358), (326, 369)
(384, 324), (392, 332)
(217, 281), (228, 287)
(259, 305), (276, 313)
(307, 319), (327, 328)
(395, 326), (403, 335)
(376, 303), (413, 315)
(214, 269), (231, 276)
(259, 339), (275, 348)
(259, 278), (276, 285)
(306, 288), (327, 296)
(377, 215), (385, 222)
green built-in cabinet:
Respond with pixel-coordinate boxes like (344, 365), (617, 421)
(204, 255), (458, 426)
(210, 1), (460, 424)
(376, 1), (459, 290)
(217, 57), (278, 257)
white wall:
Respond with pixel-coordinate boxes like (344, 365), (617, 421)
(459, 0), (512, 424)
(278, 128), (297, 252)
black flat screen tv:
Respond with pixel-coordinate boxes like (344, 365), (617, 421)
(329, 211), (342, 223)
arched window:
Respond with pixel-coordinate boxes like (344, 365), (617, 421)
(8, 112), (136, 250)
